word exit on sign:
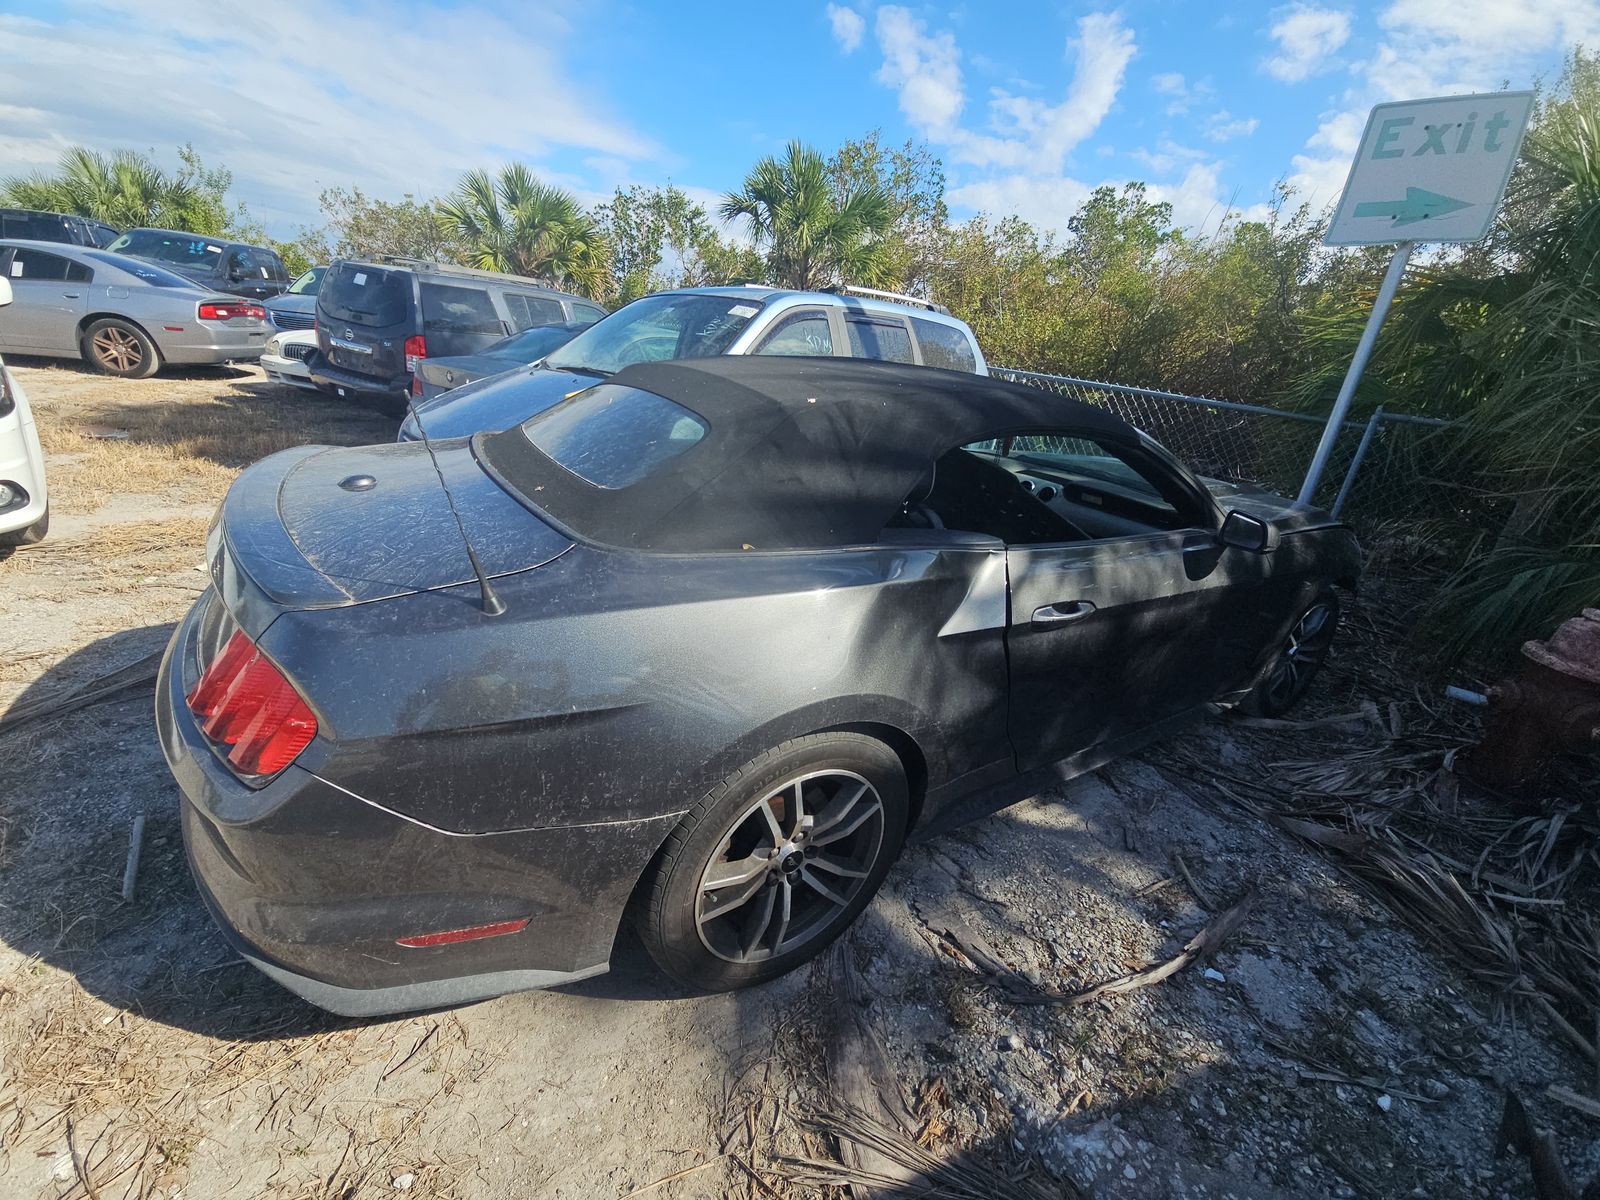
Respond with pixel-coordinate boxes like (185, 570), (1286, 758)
(1325, 91), (1535, 246)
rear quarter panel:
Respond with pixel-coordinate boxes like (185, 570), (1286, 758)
(262, 542), (1011, 835)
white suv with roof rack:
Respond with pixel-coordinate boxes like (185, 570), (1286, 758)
(398, 283), (987, 441)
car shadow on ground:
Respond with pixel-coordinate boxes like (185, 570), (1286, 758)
(1, 353), (261, 384)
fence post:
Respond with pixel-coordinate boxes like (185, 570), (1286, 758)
(1330, 405), (1384, 519)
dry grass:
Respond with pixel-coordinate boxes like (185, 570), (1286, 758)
(18, 362), (391, 515)
(12, 515), (212, 577)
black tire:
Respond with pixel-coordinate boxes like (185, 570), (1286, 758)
(81, 318), (161, 379)
(638, 732), (909, 992)
(0, 502), (47, 547)
(1240, 589), (1341, 718)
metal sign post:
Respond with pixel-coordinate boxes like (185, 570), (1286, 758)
(1296, 244), (1412, 506)
(1298, 90), (1535, 507)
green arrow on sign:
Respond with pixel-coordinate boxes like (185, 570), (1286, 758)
(1353, 187), (1472, 225)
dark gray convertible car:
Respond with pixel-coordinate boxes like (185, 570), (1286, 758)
(156, 358), (1358, 1016)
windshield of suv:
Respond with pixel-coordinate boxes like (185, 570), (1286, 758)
(107, 230), (225, 272)
(319, 262), (410, 326)
(544, 294), (762, 376)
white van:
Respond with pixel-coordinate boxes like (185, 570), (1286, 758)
(0, 275), (49, 545)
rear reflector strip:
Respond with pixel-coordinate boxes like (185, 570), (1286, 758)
(396, 918), (531, 948)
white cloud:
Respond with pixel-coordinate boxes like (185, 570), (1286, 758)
(0, 1), (660, 235)
(1263, 5), (1352, 82)
(1285, 0), (1595, 210)
(1203, 111), (1260, 142)
(870, 7), (1136, 173)
(826, 4), (866, 53)
(1129, 139), (1208, 175)
(945, 174), (1094, 237)
(874, 6), (967, 139)
(1147, 71), (1213, 116)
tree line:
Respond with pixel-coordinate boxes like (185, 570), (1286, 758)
(4, 51), (1596, 659)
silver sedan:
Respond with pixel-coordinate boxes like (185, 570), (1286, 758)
(0, 239), (269, 378)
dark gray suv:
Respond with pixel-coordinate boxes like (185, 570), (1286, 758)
(309, 258), (607, 405)
(107, 228), (290, 301)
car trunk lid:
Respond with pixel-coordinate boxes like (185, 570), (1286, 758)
(216, 439), (573, 611)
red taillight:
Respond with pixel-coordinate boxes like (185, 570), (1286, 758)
(411, 372), (423, 397)
(186, 630), (318, 777)
(396, 918), (530, 948)
(404, 334), (426, 373)
(198, 301), (266, 321)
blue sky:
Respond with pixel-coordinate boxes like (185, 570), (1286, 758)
(1, 0), (1592, 240)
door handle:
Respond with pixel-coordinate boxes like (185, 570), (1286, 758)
(1031, 600), (1097, 626)
(62, 291), (81, 298)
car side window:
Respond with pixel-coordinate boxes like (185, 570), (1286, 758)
(753, 311), (834, 357)
(911, 317), (977, 373)
(504, 292), (567, 331)
(571, 303), (606, 323)
(8, 247), (79, 283)
(844, 317), (915, 364)
(890, 429), (1207, 546)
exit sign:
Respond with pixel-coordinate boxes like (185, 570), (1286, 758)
(1325, 91), (1535, 246)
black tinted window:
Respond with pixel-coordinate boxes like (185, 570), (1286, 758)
(912, 317), (977, 373)
(524, 383), (706, 489)
(7, 247), (88, 282)
(2, 212), (70, 242)
(421, 282), (504, 355)
(320, 263), (411, 326)
(503, 292), (567, 331)
(845, 318), (915, 364)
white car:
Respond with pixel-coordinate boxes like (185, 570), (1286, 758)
(0, 275), (48, 545)
(261, 328), (319, 391)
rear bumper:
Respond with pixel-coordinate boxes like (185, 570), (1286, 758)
(158, 323), (269, 364)
(260, 352), (318, 391)
(156, 595), (676, 1016)
(308, 354), (408, 398)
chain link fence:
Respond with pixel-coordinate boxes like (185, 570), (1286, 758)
(989, 366), (1465, 536)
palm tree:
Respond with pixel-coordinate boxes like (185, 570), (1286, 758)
(721, 141), (894, 289)
(2, 147), (200, 229)
(435, 165), (608, 294)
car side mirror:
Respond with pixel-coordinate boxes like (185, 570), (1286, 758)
(0, 276), (11, 307)
(1219, 509), (1279, 552)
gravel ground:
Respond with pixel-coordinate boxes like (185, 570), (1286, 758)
(0, 358), (1593, 1199)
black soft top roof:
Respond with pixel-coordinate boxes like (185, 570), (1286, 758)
(477, 357), (1140, 552)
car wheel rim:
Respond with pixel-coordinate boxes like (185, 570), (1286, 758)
(1264, 602), (1335, 709)
(695, 769), (885, 965)
(92, 327), (142, 372)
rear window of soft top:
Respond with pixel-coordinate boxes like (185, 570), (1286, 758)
(522, 383), (706, 489)
(319, 263), (411, 326)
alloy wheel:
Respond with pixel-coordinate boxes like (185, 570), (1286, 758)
(92, 326), (145, 372)
(695, 769), (886, 964)
(1263, 601), (1336, 710)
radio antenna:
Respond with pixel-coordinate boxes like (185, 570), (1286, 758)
(402, 393), (505, 616)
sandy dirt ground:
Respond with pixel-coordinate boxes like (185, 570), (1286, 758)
(0, 358), (1594, 1200)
